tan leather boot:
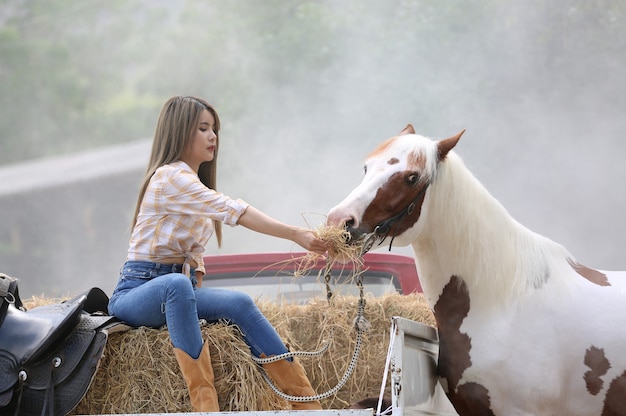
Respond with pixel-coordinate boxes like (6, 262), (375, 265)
(262, 356), (323, 410)
(173, 342), (220, 412)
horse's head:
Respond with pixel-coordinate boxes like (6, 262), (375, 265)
(327, 125), (464, 251)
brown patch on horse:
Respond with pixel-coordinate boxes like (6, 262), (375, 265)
(434, 276), (495, 414)
(360, 171), (428, 237)
(435, 276), (472, 389)
(452, 383), (496, 416)
(568, 259), (611, 287)
(601, 370), (626, 415)
(584, 346), (611, 395)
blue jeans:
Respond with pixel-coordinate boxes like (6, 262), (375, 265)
(108, 260), (289, 360)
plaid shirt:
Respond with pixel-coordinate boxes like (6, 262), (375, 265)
(127, 160), (249, 275)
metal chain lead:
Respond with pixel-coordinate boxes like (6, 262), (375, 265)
(324, 264), (334, 306)
(251, 342), (331, 364)
(253, 257), (370, 402)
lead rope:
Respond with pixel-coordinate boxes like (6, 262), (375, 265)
(252, 256), (371, 402)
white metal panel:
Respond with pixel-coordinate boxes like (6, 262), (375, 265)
(389, 316), (458, 416)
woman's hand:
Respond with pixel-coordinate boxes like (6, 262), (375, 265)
(293, 228), (328, 255)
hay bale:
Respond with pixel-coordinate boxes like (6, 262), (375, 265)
(268, 292), (435, 410)
(72, 323), (287, 414)
(22, 292), (434, 414)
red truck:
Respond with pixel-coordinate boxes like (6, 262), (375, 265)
(202, 251), (422, 304)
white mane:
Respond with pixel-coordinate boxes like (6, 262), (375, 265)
(415, 148), (573, 305)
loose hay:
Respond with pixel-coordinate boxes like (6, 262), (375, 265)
(63, 292), (434, 414)
(317, 224), (364, 265)
(293, 224), (366, 279)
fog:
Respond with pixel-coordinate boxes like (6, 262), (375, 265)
(1, 1), (625, 299)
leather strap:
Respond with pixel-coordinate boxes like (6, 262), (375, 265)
(0, 274), (18, 328)
(0, 274), (10, 297)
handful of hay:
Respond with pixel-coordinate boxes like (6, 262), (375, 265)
(318, 224), (365, 264)
(294, 225), (366, 278)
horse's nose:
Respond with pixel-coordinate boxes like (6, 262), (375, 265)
(327, 207), (359, 230)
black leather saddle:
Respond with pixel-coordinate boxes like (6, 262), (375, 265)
(0, 274), (120, 416)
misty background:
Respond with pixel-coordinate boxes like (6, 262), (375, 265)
(1, 0), (625, 299)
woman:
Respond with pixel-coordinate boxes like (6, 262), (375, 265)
(108, 96), (327, 412)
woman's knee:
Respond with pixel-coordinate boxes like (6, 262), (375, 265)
(164, 273), (196, 301)
(231, 291), (256, 307)
(217, 290), (259, 316)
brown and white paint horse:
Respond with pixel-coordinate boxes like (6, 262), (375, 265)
(327, 125), (626, 416)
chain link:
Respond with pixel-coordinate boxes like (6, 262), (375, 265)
(251, 341), (331, 365)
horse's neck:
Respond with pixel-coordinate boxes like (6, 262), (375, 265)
(412, 154), (569, 308)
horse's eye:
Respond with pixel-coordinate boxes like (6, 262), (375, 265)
(407, 173), (419, 185)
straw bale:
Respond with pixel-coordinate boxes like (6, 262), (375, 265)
(24, 292), (435, 414)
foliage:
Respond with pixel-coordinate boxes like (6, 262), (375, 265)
(1, 0), (624, 164)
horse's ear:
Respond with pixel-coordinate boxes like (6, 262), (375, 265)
(400, 124), (415, 136)
(437, 130), (465, 161)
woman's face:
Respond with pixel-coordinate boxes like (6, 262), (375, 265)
(180, 109), (217, 172)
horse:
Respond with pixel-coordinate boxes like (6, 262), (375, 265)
(326, 125), (626, 416)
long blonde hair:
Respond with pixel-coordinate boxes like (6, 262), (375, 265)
(132, 96), (223, 246)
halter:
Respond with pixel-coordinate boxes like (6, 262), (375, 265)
(370, 179), (432, 252)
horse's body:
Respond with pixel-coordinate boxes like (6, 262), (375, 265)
(327, 125), (626, 416)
